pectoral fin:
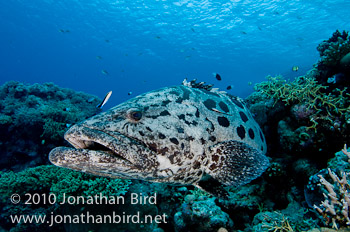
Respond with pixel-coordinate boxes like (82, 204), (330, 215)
(205, 140), (269, 187)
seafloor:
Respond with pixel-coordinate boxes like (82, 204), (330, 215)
(1, 30), (350, 232)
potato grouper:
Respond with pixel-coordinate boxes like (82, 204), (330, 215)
(49, 79), (269, 197)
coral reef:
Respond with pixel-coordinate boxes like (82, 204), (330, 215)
(174, 195), (233, 232)
(0, 81), (101, 171)
(306, 145), (350, 229)
(0, 165), (131, 231)
(315, 30), (350, 84)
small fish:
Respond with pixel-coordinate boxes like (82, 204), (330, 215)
(248, 82), (253, 86)
(128, 92), (133, 95)
(292, 66), (299, 72)
(226, 85), (233, 90)
(241, 31), (247, 35)
(105, 39), (110, 43)
(96, 91), (112, 108)
(101, 70), (109, 75)
(59, 29), (70, 33)
(213, 73), (222, 81)
(96, 56), (102, 60)
(191, 28), (195, 32)
(155, 36), (161, 39)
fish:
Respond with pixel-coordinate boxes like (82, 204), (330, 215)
(292, 66), (299, 72)
(213, 73), (221, 81)
(96, 91), (112, 109)
(101, 70), (109, 75)
(49, 80), (269, 197)
(226, 85), (233, 90)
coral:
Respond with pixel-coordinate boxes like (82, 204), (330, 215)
(0, 81), (101, 171)
(174, 195), (233, 232)
(314, 30), (350, 86)
(0, 165), (131, 231)
(251, 202), (318, 232)
(307, 145), (350, 229)
(255, 74), (350, 133)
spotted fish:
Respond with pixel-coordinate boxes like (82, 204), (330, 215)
(49, 80), (269, 197)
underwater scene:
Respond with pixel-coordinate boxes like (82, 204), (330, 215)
(1, 0), (350, 231)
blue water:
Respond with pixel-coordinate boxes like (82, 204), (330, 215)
(1, 0), (349, 107)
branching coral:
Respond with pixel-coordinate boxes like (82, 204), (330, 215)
(254, 74), (350, 131)
(312, 145), (350, 229)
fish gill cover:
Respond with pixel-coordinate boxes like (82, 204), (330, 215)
(1, 0), (350, 231)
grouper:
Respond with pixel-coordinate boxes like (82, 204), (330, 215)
(49, 80), (269, 197)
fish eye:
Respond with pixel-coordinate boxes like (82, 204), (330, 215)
(127, 109), (143, 122)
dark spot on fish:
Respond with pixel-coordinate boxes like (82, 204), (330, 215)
(159, 147), (168, 155)
(248, 128), (255, 139)
(162, 100), (171, 106)
(218, 116), (230, 127)
(200, 138), (206, 145)
(139, 131), (145, 136)
(229, 96), (244, 109)
(159, 133), (166, 139)
(177, 127), (184, 133)
(176, 97), (184, 103)
(203, 99), (216, 110)
(239, 111), (248, 122)
(148, 143), (157, 152)
(219, 101), (229, 113)
(160, 110), (170, 116)
(209, 136), (216, 142)
(193, 160), (201, 169)
(178, 114), (185, 120)
(170, 138), (179, 145)
(168, 155), (175, 164)
(212, 154), (219, 162)
(195, 108), (200, 117)
(209, 163), (217, 171)
(146, 127), (152, 132)
(187, 136), (195, 141)
(237, 125), (246, 139)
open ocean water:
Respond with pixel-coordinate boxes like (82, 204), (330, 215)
(1, 0), (349, 106)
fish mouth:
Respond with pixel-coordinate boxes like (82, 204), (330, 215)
(64, 126), (133, 164)
(49, 125), (151, 177)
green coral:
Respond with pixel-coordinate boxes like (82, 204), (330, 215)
(254, 74), (350, 131)
(0, 165), (131, 203)
(0, 165), (131, 231)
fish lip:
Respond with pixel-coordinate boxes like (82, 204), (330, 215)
(64, 125), (141, 165)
